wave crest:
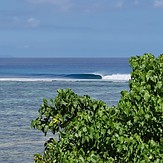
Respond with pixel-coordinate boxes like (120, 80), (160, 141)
(102, 74), (130, 81)
(65, 73), (102, 79)
(0, 73), (131, 82)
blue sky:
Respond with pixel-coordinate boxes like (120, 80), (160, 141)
(0, 0), (163, 57)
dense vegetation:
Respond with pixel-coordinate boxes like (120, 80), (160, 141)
(31, 54), (163, 162)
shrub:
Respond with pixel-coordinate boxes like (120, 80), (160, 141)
(32, 53), (163, 162)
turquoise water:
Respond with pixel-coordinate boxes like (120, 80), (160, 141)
(0, 58), (130, 162)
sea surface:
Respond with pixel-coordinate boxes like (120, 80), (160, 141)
(0, 58), (131, 163)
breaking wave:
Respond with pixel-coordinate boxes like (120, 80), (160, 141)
(0, 73), (130, 82)
(102, 74), (131, 81)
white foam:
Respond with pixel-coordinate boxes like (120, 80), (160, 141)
(0, 78), (54, 82)
(0, 78), (98, 82)
(102, 74), (131, 81)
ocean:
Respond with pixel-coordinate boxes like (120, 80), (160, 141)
(0, 58), (131, 163)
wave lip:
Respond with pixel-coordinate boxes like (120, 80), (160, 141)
(102, 74), (131, 81)
(65, 73), (102, 79)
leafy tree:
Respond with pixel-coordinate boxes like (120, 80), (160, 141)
(32, 53), (163, 162)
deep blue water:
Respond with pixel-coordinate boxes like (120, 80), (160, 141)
(0, 58), (130, 80)
(0, 58), (130, 162)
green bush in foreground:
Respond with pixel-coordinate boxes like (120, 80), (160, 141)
(31, 53), (163, 162)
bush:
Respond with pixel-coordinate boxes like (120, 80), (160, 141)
(31, 53), (163, 162)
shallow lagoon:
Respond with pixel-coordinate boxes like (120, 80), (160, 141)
(0, 80), (128, 162)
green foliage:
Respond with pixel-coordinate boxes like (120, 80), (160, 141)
(32, 53), (163, 162)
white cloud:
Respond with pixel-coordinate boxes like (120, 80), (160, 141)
(25, 0), (146, 13)
(27, 17), (40, 27)
(23, 45), (30, 49)
(11, 17), (40, 28)
(154, 0), (163, 7)
(13, 17), (20, 24)
(115, 1), (124, 8)
(27, 0), (73, 11)
(17, 44), (30, 50)
(115, 0), (140, 8)
(27, 0), (128, 12)
(27, 0), (69, 6)
(133, 0), (139, 5)
(27, 0), (58, 4)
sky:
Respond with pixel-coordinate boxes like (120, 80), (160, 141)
(0, 0), (163, 57)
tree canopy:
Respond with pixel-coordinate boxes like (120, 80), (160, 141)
(31, 53), (163, 162)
